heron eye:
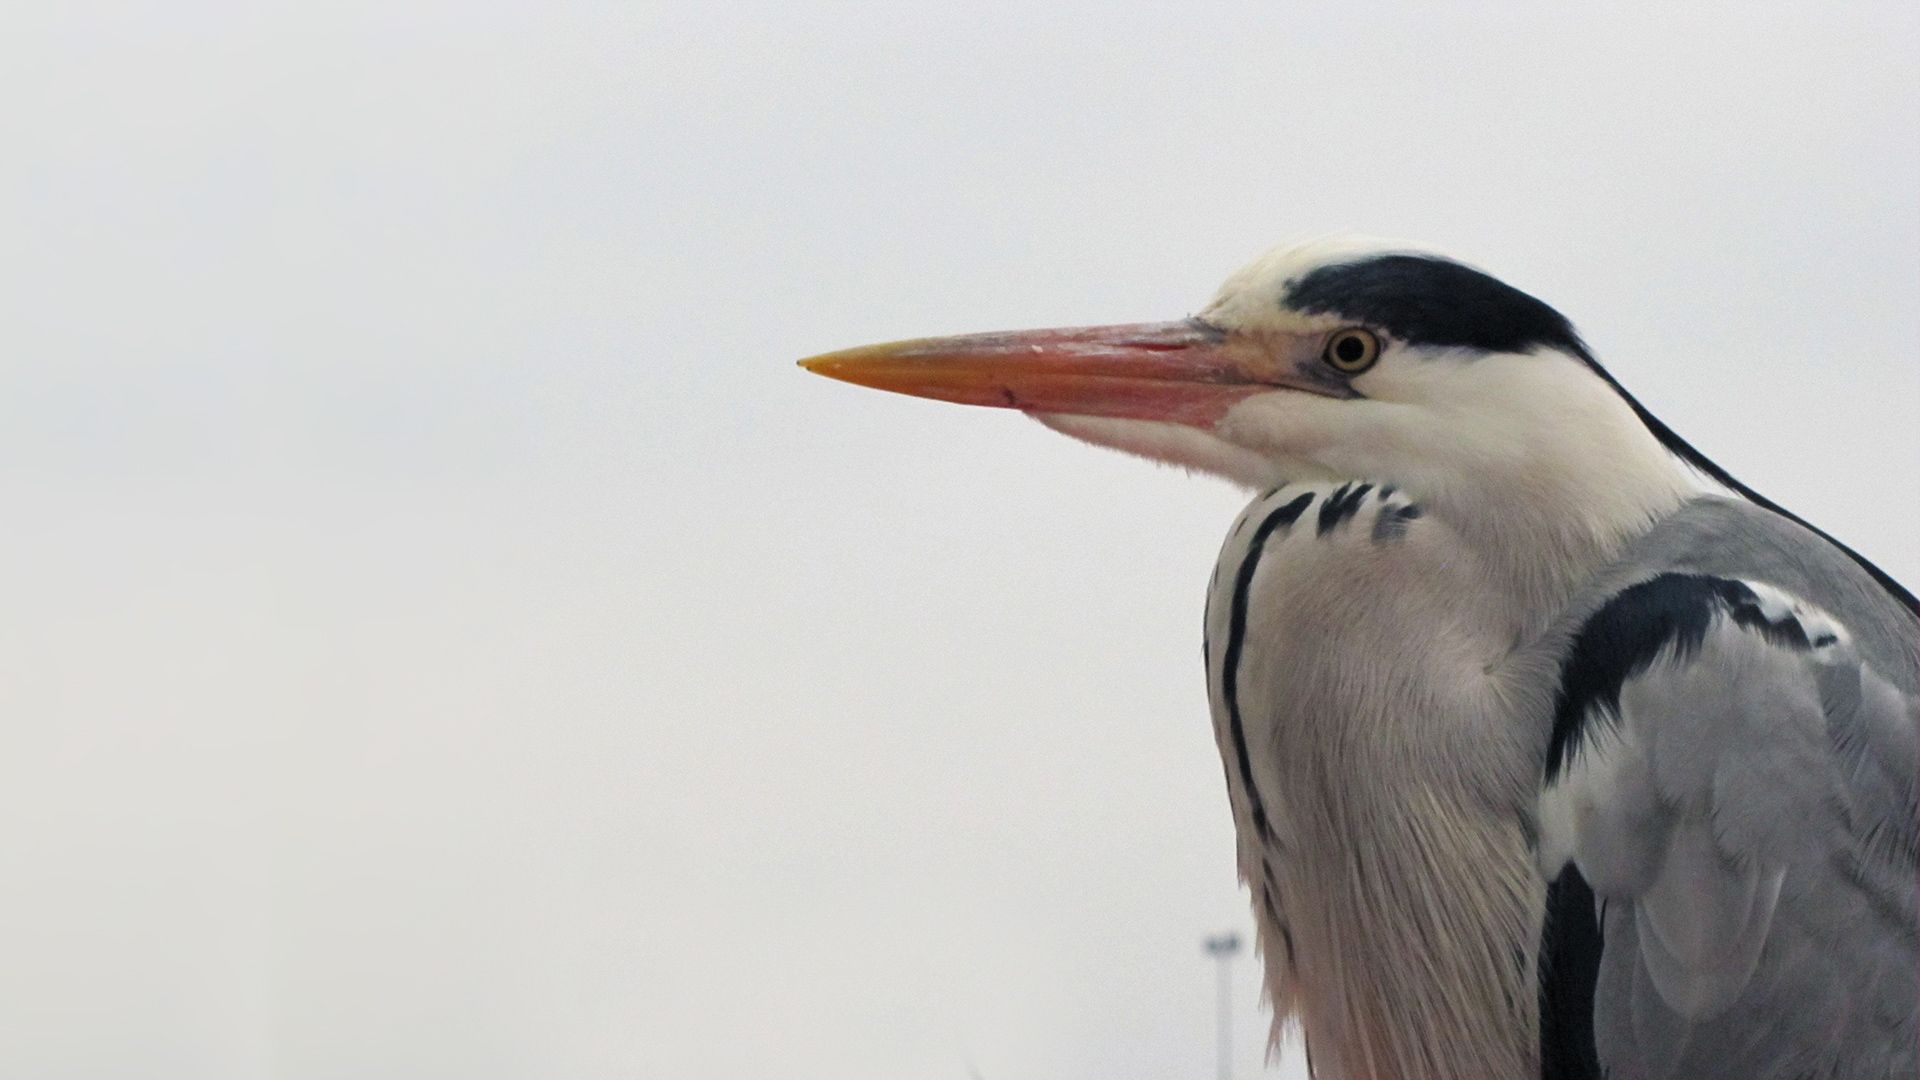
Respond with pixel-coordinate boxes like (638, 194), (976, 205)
(1322, 328), (1381, 374)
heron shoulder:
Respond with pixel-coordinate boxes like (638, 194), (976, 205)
(1531, 502), (1920, 1078)
(1593, 496), (1918, 694)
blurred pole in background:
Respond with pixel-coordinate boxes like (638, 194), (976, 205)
(1202, 932), (1242, 1080)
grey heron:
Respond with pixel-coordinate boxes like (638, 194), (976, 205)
(800, 237), (1918, 1079)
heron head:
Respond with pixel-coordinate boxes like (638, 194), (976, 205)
(802, 237), (1685, 515)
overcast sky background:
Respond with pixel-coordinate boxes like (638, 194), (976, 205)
(1, 4), (1916, 1078)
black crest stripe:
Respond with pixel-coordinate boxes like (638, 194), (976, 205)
(1224, 491), (1315, 843)
(1284, 253), (1590, 359)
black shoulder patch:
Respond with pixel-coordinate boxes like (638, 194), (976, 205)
(1539, 864), (1603, 1080)
(1544, 573), (1823, 782)
(1284, 253), (1591, 359)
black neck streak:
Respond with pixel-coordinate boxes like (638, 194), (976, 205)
(1222, 491), (1315, 843)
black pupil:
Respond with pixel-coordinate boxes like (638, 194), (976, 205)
(1335, 335), (1367, 364)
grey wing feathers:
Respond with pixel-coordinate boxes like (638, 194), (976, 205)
(1538, 569), (1918, 1079)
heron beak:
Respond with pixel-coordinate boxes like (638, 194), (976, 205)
(799, 319), (1304, 428)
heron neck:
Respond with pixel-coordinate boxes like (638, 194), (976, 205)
(1427, 447), (1697, 639)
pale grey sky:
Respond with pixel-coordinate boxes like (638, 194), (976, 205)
(1, 3), (1915, 1078)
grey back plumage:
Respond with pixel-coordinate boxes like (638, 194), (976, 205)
(1577, 499), (1917, 695)
(1535, 497), (1919, 1079)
